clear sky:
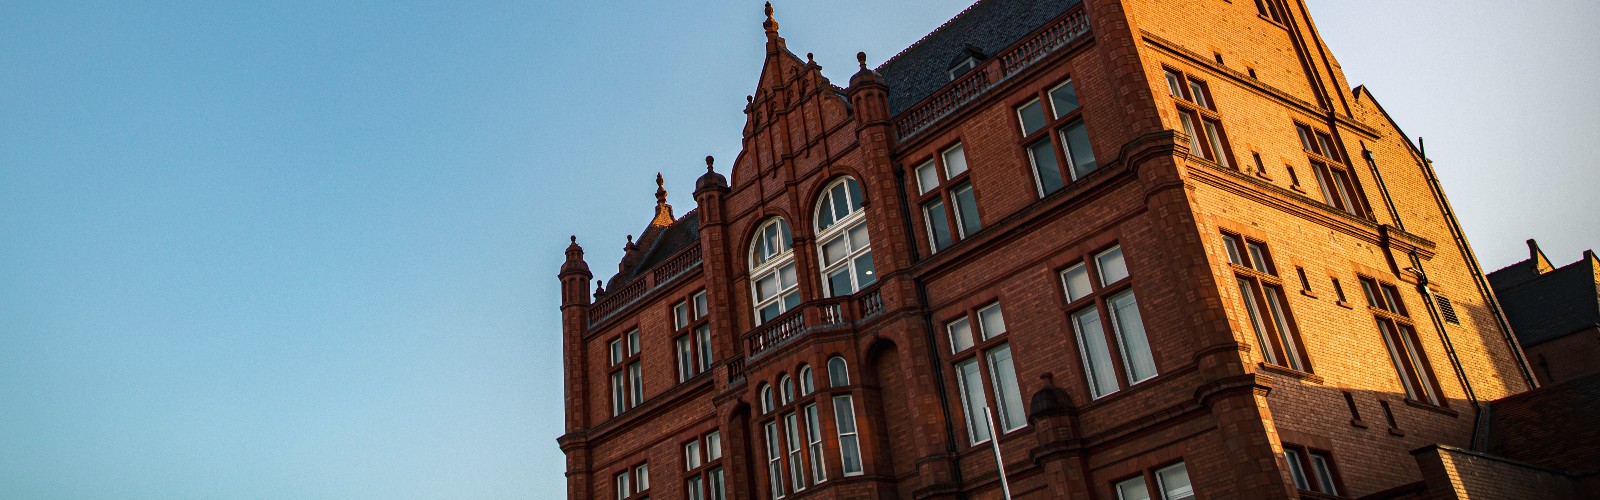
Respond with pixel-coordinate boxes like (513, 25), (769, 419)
(1, 1), (1594, 499)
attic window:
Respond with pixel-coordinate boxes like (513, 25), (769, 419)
(949, 57), (978, 80)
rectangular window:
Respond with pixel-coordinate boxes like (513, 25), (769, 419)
(1168, 70), (1233, 168)
(948, 317), (975, 354)
(676, 335), (694, 383)
(950, 182), (981, 237)
(1298, 122), (1366, 217)
(686, 476), (703, 500)
(955, 357), (991, 444)
(1021, 78), (1095, 196)
(693, 290), (708, 318)
(616, 470), (632, 499)
(635, 463), (649, 492)
(1285, 445), (1342, 495)
(924, 199), (954, 252)
(915, 161), (940, 196)
(1155, 463), (1195, 500)
(784, 412), (806, 490)
(1061, 119), (1099, 179)
(685, 440), (703, 469)
(611, 371), (626, 416)
(977, 304), (1006, 340)
(1223, 234), (1307, 371)
(765, 422), (785, 498)
(674, 302), (690, 330)
(1117, 476), (1152, 500)
(1065, 245), (1153, 398)
(804, 404), (825, 483)
(628, 362), (643, 406)
(833, 395), (863, 476)
(708, 467), (725, 500)
(1028, 138), (1066, 196)
(987, 344), (1026, 431)
(942, 144), (969, 178)
(696, 325), (713, 372)
(1362, 277), (1441, 405)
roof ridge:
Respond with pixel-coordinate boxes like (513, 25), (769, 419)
(876, 0), (990, 71)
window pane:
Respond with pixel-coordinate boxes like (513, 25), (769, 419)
(617, 473), (630, 498)
(780, 376), (794, 404)
(677, 336), (694, 382)
(848, 222), (869, 252)
(1164, 71), (1184, 98)
(708, 468), (725, 500)
(830, 184), (849, 226)
(1156, 463), (1194, 500)
(1018, 99), (1047, 136)
(765, 422), (784, 498)
(697, 326), (713, 371)
(627, 330), (639, 355)
(1110, 291), (1158, 383)
(1188, 81), (1210, 109)
(1311, 453), (1338, 494)
(760, 303), (783, 324)
(1063, 263), (1093, 302)
(629, 362), (643, 404)
(1246, 241), (1271, 273)
(827, 357), (849, 386)
(1286, 448), (1310, 490)
(687, 476), (703, 500)
(832, 396), (863, 475)
(635, 464), (648, 490)
(978, 304), (1006, 340)
(1238, 278), (1279, 366)
(799, 367), (814, 395)
(955, 358), (990, 443)
(1062, 120), (1099, 179)
(779, 263), (797, 288)
(785, 412), (805, 488)
(804, 404), (824, 480)
(1179, 112), (1204, 158)
(612, 372), (626, 415)
(916, 161), (940, 195)
(675, 302), (690, 330)
(707, 431), (722, 460)
(1072, 306), (1120, 398)
(1117, 477), (1153, 500)
(948, 317), (975, 353)
(1316, 133), (1339, 161)
(1264, 286), (1303, 371)
(1097, 246), (1129, 285)
(1398, 325), (1437, 403)
(1381, 285), (1404, 315)
(1050, 80), (1081, 118)
(1203, 120), (1229, 168)
(610, 340), (623, 365)
(1222, 234), (1243, 265)
(845, 178), (864, 212)
(952, 182), (981, 237)
(1028, 139), (1065, 195)
(826, 268), (853, 298)
(924, 199), (953, 251)
(1378, 321), (1421, 401)
(1298, 125), (1316, 153)
(943, 144), (969, 178)
(693, 291), (708, 319)
(853, 252), (876, 288)
(988, 345), (1027, 431)
(1332, 169), (1360, 215)
(761, 385), (773, 413)
(782, 291), (800, 312)
(1313, 165), (1338, 208)
(686, 440), (702, 469)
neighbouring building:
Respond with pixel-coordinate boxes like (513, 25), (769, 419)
(556, 1), (1548, 498)
(1487, 239), (1600, 387)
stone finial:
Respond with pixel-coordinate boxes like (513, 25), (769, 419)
(706, 156), (715, 173)
(570, 235), (576, 244)
(763, 2), (779, 34)
(655, 172), (668, 205)
(857, 51), (868, 69)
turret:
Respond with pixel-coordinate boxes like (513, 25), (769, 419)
(559, 236), (592, 307)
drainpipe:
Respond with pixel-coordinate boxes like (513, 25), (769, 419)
(1413, 139), (1538, 391)
(1361, 144), (1481, 449)
(894, 164), (966, 492)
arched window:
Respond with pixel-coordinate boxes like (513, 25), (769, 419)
(779, 375), (795, 405)
(760, 383), (774, 414)
(750, 217), (800, 324)
(815, 177), (876, 297)
(827, 356), (850, 387)
(798, 365), (815, 396)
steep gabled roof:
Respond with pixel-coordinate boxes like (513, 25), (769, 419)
(877, 0), (1079, 115)
(1489, 247), (1600, 348)
(606, 209), (701, 287)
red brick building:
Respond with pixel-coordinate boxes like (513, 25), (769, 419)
(556, 1), (1545, 498)
(1487, 239), (1600, 387)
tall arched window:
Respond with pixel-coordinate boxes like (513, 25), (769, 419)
(750, 217), (800, 324)
(798, 365), (815, 396)
(815, 177), (875, 297)
(827, 356), (850, 387)
(760, 383), (774, 414)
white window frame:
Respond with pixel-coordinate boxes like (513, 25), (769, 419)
(750, 217), (799, 325)
(814, 177), (874, 298)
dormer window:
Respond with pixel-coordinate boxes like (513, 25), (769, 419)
(948, 57), (978, 80)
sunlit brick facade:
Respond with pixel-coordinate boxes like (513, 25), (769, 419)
(556, 1), (1540, 498)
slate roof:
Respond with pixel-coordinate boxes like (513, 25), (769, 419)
(878, 0), (1080, 115)
(606, 209), (701, 287)
(1488, 251), (1600, 348)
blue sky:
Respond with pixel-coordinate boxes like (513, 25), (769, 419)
(1, 1), (1595, 498)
